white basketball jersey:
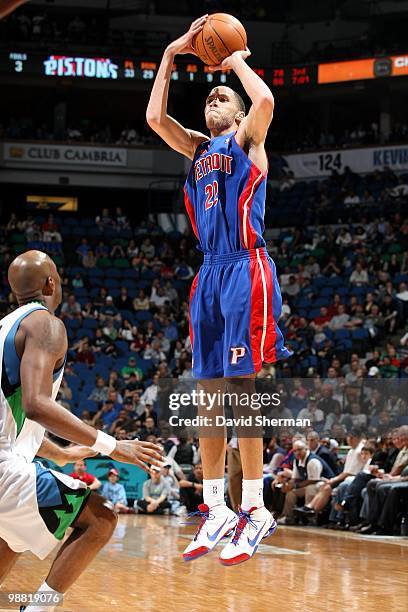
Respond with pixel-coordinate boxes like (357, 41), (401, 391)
(0, 303), (64, 463)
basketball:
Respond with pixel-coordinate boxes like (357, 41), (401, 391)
(193, 13), (247, 66)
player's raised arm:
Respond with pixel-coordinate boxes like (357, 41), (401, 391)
(20, 311), (164, 472)
(146, 15), (209, 160)
(210, 49), (274, 173)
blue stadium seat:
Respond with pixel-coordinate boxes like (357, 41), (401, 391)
(334, 329), (350, 340)
(135, 310), (153, 322)
(65, 318), (81, 330)
(319, 287), (334, 297)
(72, 362), (93, 378)
(297, 298), (312, 309)
(139, 359), (154, 374)
(73, 288), (88, 298)
(105, 268), (122, 278)
(88, 268), (104, 278)
(82, 318), (98, 330)
(116, 340), (130, 355)
(335, 339), (352, 351)
(350, 286), (367, 297)
(337, 286), (349, 296)
(104, 279), (120, 289)
(80, 399), (99, 414)
(351, 329), (369, 340)
(94, 355), (113, 368)
(313, 298), (329, 308)
(76, 329), (91, 339)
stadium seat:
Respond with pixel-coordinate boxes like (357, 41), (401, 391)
(334, 329), (350, 340)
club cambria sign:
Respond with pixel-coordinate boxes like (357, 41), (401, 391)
(4, 143), (128, 167)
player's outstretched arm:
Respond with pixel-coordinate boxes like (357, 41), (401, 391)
(146, 15), (209, 160)
(36, 436), (97, 466)
(20, 312), (164, 472)
(210, 49), (274, 173)
(0, 0), (29, 20)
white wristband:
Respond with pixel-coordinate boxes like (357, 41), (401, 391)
(91, 430), (117, 456)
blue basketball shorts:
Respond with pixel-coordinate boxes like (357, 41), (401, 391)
(188, 247), (292, 378)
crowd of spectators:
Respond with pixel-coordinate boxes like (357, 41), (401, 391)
(1, 164), (408, 531)
(2, 116), (408, 155)
(261, 425), (408, 536)
(0, 119), (162, 148)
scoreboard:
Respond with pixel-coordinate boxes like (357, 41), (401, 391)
(3, 51), (408, 87)
(4, 52), (317, 87)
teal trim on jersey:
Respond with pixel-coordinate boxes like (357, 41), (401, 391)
(6, 385), (25, 436)
(3, 305), (47, 387)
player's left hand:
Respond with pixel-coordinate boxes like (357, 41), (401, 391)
(57, 444), (98, 466)
(208, 48), (251, 72)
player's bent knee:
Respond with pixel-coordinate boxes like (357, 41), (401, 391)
(75, 492), (118, 537)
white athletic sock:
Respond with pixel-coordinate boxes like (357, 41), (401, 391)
(203, 478), (225, 508)
(241, 479), (264, 511)
(24, 581), (62, 612)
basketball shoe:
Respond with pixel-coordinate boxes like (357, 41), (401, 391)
(219, 505), (277, 566)
(182, 503), (238, 561)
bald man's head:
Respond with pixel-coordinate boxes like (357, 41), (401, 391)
(8, 250), (62, 310)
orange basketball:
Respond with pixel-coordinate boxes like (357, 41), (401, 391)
(193, 13), (247, 66)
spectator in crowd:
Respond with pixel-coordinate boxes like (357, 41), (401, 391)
(100, 468), (134, 514)
(69, 459), (101, 491)
(121, 356), (143, 381)
(350, 262), (369, 286)
(60, 294), (82, 320)
(179, 463), (204, 513)
(294, 429), (365, 525)
(307, 431), (339, 475)
(88, 376), (109, 403)
(136, 466), (171, 514)
(277, 439), (335, 524)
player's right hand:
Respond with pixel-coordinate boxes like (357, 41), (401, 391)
(111, 440), (164, 473)
(167, 14), (208, 56)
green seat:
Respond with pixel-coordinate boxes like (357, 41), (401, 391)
(311, 248), (326, 260)
(388, 244), (402, 254)
(10, 233), (26, 245)
(114, 258), (130, 268)
(98, 257), (111, 268)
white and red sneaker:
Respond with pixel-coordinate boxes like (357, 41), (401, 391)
(182, 503), (238, 562)
(219, 505), (277, 566)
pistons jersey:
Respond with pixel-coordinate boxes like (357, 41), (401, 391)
(184, 131), (267, 254)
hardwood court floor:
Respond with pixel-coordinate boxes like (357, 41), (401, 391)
(2, 516), (407, 612)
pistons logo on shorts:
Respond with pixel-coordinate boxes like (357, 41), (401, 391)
(230, 347), (246, 364)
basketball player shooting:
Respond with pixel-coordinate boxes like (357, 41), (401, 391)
(147, 15), (291, 565)
(0, 251), (163, 611)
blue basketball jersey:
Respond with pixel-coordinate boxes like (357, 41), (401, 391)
(184, 132), (267, 254)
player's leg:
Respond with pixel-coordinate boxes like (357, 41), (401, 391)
(219, 255), (278, 565)
(183, 265), (238, 561)
(0, 538), (20, 585)
(183, 378), (238, 561)
(226, 447), (243, 511)
(43, 492), (117, 593)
